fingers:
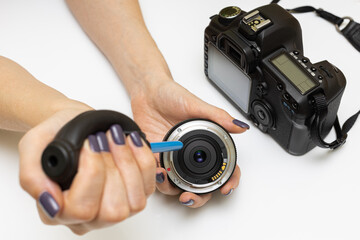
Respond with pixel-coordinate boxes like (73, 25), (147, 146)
(67, 224), (89, 236)
(127, 131), (157, 197)
(219, 165), (241, 196)
(59, 138), (106, 224)
(177, 165), (240, 208)
(107, 126), (147, 213)
(189, 100), (250, 134)
(179, 192), (212, 208)
(18, 129), (63, 220)
(60, 128), (158, 232)
(91, 132), (130, 225)
(80, 128), (157, 231)
(20, 117), (157, 234)
(155, 167), (182, 196)
(156, 165), (241, 208)
(176, 166), (240, 209)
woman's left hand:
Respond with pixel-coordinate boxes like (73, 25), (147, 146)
(131, 79), (249, 208)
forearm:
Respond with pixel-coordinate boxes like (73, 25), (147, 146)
(0, 56), (90, 132)
(66, 0), (173, 98)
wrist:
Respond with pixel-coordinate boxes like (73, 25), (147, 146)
(30, 99), (93, 130)
(128, 72), (174, 101)
(51, 99), (93, 115)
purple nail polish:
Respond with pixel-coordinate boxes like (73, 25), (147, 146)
(156, 173), (165, 183)
(181, 199), (194, 206)
(110, 124), (125, 145)
(96, 132), (109, 152)
(225, 188), (234, 196)
(88, 135), (100, 152)
(39, 192), (59, 218)
(130, 131), (143, 147)
(233, 119), (250, 129)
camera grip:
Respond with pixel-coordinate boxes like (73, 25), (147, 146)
(41, 110), (148, 190)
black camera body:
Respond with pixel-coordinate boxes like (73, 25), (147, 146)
(204, 4), (347, 155)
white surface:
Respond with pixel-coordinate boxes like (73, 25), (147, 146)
(0, 0), (359, 239)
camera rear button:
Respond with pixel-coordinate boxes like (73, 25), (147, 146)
(318, 75), (324, 80)
(283, 93), (290, 101)
(292, 102), (299, 110)
(311, 67), (316, 72)
(277, 83), (283, 91)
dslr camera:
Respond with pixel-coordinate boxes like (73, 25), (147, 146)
(204, 4), (347, 155)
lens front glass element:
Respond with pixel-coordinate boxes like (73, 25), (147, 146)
(160, 120), (237, 194)
(194, 150), (207, 163)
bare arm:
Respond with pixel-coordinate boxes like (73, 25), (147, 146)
(0, 56), (89, 131)
(0, 55), (156, 234)
(66, 0), (248, 208)
(65, 0), (172, 98)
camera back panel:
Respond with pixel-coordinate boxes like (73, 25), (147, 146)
(204, 4), (346, 155)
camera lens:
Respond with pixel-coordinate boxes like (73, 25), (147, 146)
(160, 119), (237, 194)
(194, 150), (206, 163)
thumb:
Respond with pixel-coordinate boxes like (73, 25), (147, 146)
(18, 131), (63, 219)
(190, 101), (250, 134)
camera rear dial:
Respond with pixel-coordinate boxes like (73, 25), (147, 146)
(160, 119), (237, 194)
(251, 100), (275, 131)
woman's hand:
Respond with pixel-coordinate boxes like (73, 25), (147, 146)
(19, 106), (157, 235)
(131, 79), (249, 208)
(65, 0), (249, 209)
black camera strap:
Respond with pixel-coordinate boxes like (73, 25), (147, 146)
(270, 0), (360, 52)
(310, 93), (360, 149)
(269, 0), (360, 149)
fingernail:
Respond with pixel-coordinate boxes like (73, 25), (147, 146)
(224, 188), (234, 196)
(130, 131), (143, 147)
(233, 119), (250, 129)
(110, 124), (125, 145)
(181, 199), (194, 206)
(88, 135), (100, 152)
(156, 172), (165, 183)
(39, 192), (59, 218)
(96, 132), (110, 152)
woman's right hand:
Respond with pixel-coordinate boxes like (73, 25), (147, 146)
(18, 107), (157, 235)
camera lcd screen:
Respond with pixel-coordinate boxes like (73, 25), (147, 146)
(207, 44), (252, 113)
(271, 53), (316, 94)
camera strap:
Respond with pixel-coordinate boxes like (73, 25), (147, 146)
(269, 0), (360, 149)
(270, 0), (360, 52)
(310, 93), (360, 149)
(300, 3), (360, 149)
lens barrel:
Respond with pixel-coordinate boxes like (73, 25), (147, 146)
(160, 119), (237, 194)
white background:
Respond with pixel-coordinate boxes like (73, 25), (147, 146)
(0, 0), (359, 239)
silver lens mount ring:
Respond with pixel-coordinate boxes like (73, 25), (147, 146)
(161, 119), (237, 194)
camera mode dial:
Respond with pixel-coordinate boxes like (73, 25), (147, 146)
(219, 6), (241, 25)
